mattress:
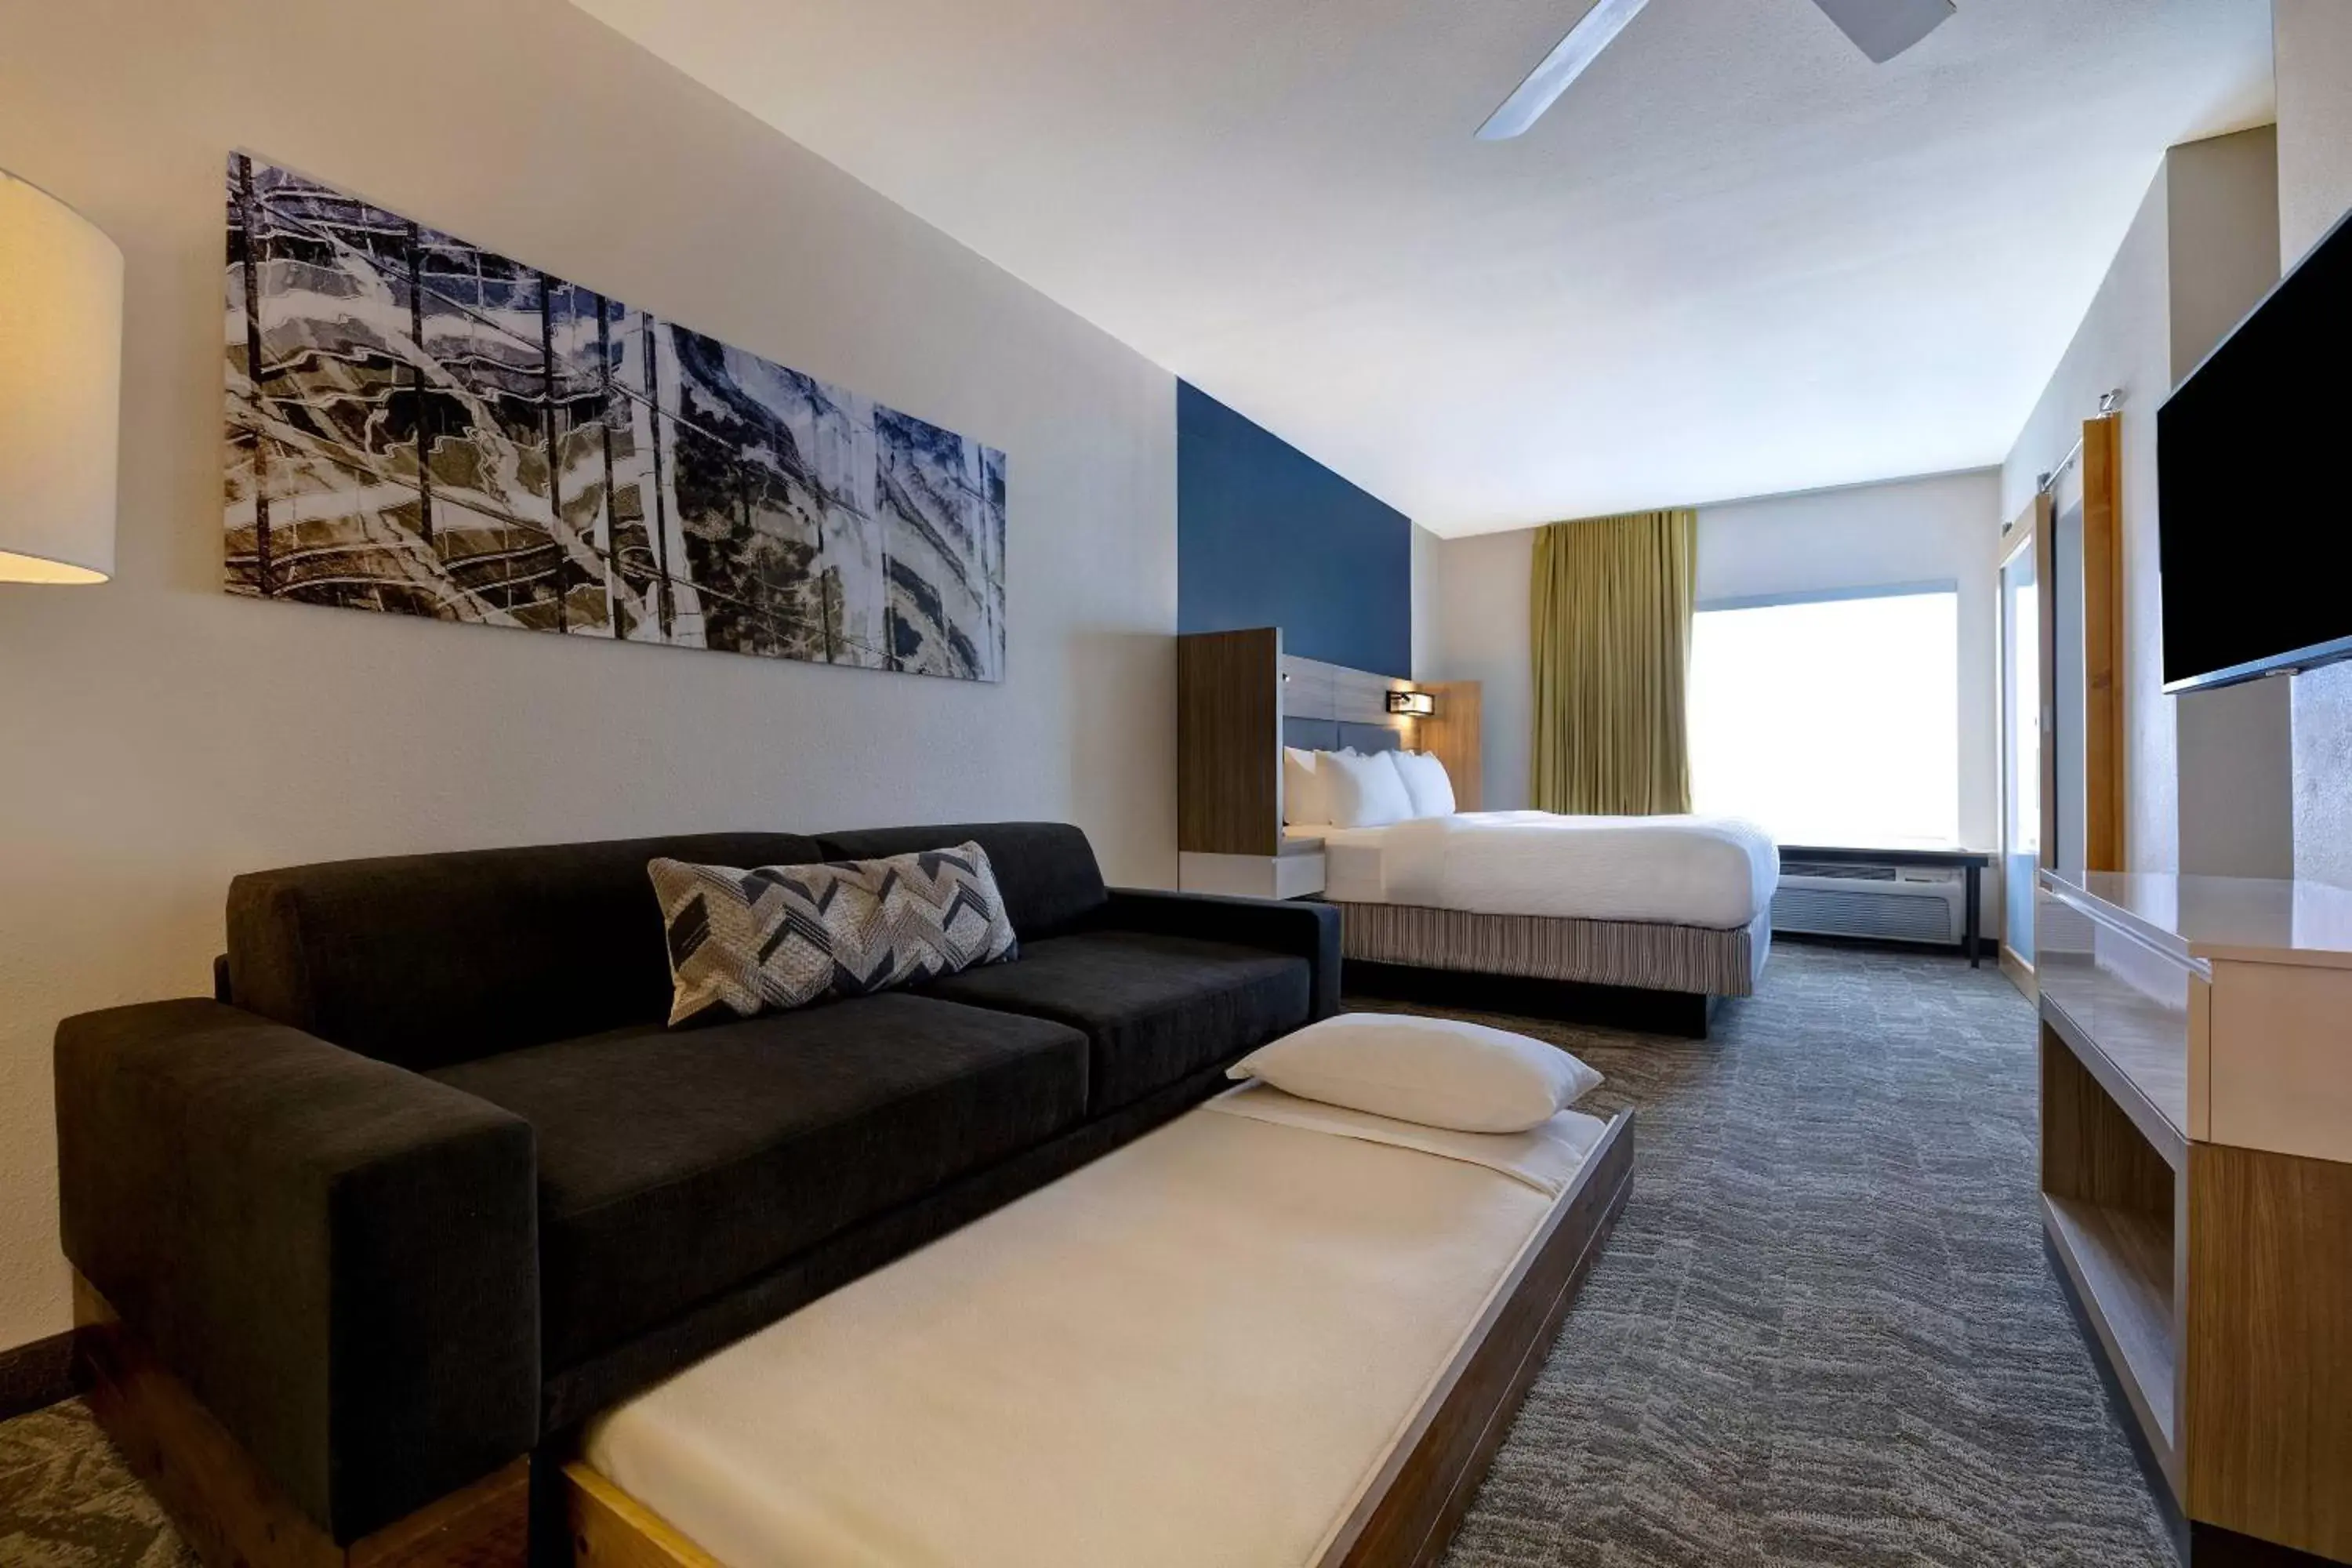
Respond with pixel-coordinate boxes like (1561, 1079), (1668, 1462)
(583, 1087), (1610, 1568)
(1290, 810), (1779, 928)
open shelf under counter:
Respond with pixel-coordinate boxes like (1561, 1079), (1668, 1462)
(2035, 869), (2352, 1564)
(2044, 1193), (2176, 1450)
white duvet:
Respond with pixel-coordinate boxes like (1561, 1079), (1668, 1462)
(1303, 810), (1779, 929)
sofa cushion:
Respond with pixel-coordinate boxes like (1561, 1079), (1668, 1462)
(649, 843), (1018, 1024)
(431, 993), (1089, 1370)
(811, 823), (1107, 942)
(920, 932), (1311, 1114)
(227, 833), (825, 1071)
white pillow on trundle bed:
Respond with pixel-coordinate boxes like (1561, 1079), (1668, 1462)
(1229, 1012), (1604, 1134)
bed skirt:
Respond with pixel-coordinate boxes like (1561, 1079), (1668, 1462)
(1333, 902), (1772, 996)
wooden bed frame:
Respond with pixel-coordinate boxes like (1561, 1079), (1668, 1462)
(566, 1109), (1637, 1568)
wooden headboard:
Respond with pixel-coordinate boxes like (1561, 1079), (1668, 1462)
(1279, 652), (1410, 755)
(1177, 630), (1483, 858)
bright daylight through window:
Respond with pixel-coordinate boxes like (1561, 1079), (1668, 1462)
(1688, 587), (1959, 848)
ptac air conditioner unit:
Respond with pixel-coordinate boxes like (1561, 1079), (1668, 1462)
(1771, 861), (1965, 946)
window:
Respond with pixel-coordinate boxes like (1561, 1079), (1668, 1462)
(1687, 585), (1959, 848)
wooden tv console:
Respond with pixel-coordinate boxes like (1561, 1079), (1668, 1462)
(2036, 869), (2352, 1564)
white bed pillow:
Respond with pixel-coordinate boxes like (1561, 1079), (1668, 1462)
(1283, 747), (1330, 826)
(1227, 1013), (1602, 1134)
(1320, 749), (1414, 828)
(1391, 750), (1457, 818)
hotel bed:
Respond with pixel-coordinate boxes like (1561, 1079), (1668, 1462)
(568, 1083), (1635, 1568)
(1296, 808), (1780, 1035)
(1171, 630), (1773, 1033)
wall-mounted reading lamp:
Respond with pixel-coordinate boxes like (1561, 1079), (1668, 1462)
(0, 169), (123, 585)
(1386, 690), (1436, 717)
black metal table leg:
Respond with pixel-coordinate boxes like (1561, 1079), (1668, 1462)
(1965, 863), (1981, 967)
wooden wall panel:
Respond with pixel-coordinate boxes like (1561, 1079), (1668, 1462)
(1279, 658), (1340, 724)
(2185, 1142), (2352, 1561)
(1179, 630), (1280, 855)
(1420, 682), (1483, 811)
(2082, 415), (2125, 873)
(1280, 652), (1410, 728)
(1187, 640), (1475, 850)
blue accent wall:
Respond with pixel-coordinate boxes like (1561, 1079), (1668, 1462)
(1177, 382), (1413, 677)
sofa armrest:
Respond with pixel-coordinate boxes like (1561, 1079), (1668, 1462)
(1101, 889), (1343, 1021)
(55, 999), (539, 1543)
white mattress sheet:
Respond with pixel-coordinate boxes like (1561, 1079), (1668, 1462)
(1207, 1082), (1607, 1196)
(585, 1098), (1600, 1568)
(1290, 811), (1778, 928)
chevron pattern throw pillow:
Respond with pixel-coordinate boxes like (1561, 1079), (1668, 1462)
(648, 842), (1019, 1025)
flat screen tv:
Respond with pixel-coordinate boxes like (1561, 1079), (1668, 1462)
(2158, 206), (2352, 693)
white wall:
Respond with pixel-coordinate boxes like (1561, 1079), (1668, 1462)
(0, 0), (1179, 1355)
(2002, 127), (2292, 881)
(1409, 522), (1442, 681)
(2276, 0), (2352, 888)
(2169, 129), (2292, 880)
(2169, 128), (2283, 386)
(1425, 528), (1534, 808)
(2001, 166), (2176, 873)
(2276, 0), (2352, 266)
(1421, 470), (2000, 847)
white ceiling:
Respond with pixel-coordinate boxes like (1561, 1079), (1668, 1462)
(567, 0), (2274, 536)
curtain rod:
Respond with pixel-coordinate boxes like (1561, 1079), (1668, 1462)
(2037, 436), (2085, 495)
(2036, 390), (2123, 495)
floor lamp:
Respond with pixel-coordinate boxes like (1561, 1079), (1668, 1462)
(0, 168), (122, 585)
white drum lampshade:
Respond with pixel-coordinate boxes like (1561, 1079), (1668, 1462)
(0, 169), (123, 583)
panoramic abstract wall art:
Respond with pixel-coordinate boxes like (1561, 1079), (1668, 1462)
(223, 154), (1007, 681)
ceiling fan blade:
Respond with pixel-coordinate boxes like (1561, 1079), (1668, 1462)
(1809, 0), (1956, 63)
(1475, 0), (1653, 141)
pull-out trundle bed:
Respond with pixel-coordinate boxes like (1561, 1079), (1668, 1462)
(568, 1086), (1635, 1568)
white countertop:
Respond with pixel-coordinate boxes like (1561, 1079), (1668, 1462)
(2043, 869), (2352, 969)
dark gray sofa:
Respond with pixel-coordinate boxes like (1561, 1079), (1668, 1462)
(54, 822), (1338, 1546)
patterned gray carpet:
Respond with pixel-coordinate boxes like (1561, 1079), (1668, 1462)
(0, 1399), (191, 1566)
(0, 943), (2166, 1566)
(1418, 942), (2170, 1568)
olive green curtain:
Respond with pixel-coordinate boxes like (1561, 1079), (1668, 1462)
(1529, 509), (1697, 815)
